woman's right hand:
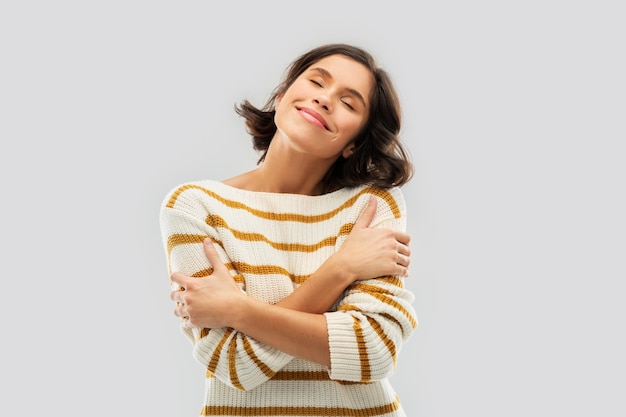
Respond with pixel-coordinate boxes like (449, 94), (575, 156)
(276, 195), (410, 314)
(333, 196), (411, 282)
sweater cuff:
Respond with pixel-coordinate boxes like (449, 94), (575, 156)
(324, 311), (360, 381)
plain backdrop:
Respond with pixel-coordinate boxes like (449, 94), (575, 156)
(1, 1), (624, 416)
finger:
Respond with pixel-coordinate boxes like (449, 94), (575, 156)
(397, 242), (411, 257)
(394, 230), (411, 246)
(172, 302), (186, 317)
(170, 272), (188, 291)
(203, 238), (228, 274)
(397, 265), (409, 277)
(354, 196), (377, 229)
(394, 250), (409, 276)
(396, 253), (410, 268)
(170, 288), (187, 306)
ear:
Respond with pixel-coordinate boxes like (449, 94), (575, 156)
(342, 143), (355, 159)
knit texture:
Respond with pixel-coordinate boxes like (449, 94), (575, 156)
(159, 179), (418, 417)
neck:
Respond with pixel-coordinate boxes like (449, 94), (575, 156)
(247, 164), (322, 195)
(224, 132), (344, 195)
(258, 138), (340, 195)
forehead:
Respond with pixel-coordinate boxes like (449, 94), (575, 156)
(304, 55), (374, 97)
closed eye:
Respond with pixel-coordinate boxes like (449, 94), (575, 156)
(342, 100), (354, 110)
(310, 80), (322, 87)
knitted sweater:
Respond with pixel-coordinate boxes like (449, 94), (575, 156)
(159, 179), (418, 417)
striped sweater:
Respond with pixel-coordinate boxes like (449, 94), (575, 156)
(159, 179), (418, 417)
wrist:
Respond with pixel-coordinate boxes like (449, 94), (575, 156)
(323, 253), (356, 286)
(229, 293), (260, 330)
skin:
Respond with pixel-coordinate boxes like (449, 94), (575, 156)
(169, 54), (411, 367)
(226, 54), (374, 196)
(277, 197), (410, 314)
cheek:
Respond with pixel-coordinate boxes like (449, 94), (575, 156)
(273, 97), (290, 127)
(341, 116), (367, 138)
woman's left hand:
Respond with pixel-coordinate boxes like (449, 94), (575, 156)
(170, 239), (244, 329)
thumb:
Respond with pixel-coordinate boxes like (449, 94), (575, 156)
(354, 196), (377, 229)
(203, 238), (227, 273)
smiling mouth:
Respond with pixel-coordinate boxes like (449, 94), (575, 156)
(297, 107), (329, 130)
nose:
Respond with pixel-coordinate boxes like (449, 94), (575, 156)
(313, 96), (331, 112)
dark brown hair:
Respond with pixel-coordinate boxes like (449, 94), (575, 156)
(235, 43), (413, 192)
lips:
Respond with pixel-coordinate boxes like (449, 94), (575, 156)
(297, 106), (329, 130)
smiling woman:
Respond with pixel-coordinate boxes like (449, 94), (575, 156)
(159, 43), (417, 417)
(272, 55), (373, 164)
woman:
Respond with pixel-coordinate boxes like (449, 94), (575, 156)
(160, 43), (418, 416)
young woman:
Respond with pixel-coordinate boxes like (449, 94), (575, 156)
(160, 43), (418, 416)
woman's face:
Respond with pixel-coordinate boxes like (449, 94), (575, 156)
(274, 54), (374, 161)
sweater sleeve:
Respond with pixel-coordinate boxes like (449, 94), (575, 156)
(159, 185), (294, 391)
(324, 189), (418, 382)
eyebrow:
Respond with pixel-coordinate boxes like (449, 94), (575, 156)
(309, 67), (368, 109)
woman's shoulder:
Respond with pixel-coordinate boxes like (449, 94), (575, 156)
(327, 184), (406, 223)
(340, 184), (406, 207)
(160, 178), (225, 210)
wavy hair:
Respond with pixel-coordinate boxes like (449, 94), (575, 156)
(235, 43), (413, 192)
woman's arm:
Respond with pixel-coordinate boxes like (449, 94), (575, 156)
(172, 234), (416, 370)
(162, 184), (415, 388)
(276, 196), (410, 314)
(171, 193), (416, 370)
(172, 243), (332, 366)
(160, 185), (296, 391)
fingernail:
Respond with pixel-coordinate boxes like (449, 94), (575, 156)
(204, 238), (211, 245)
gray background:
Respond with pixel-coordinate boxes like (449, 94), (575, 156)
(1, 1), (624, 416)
